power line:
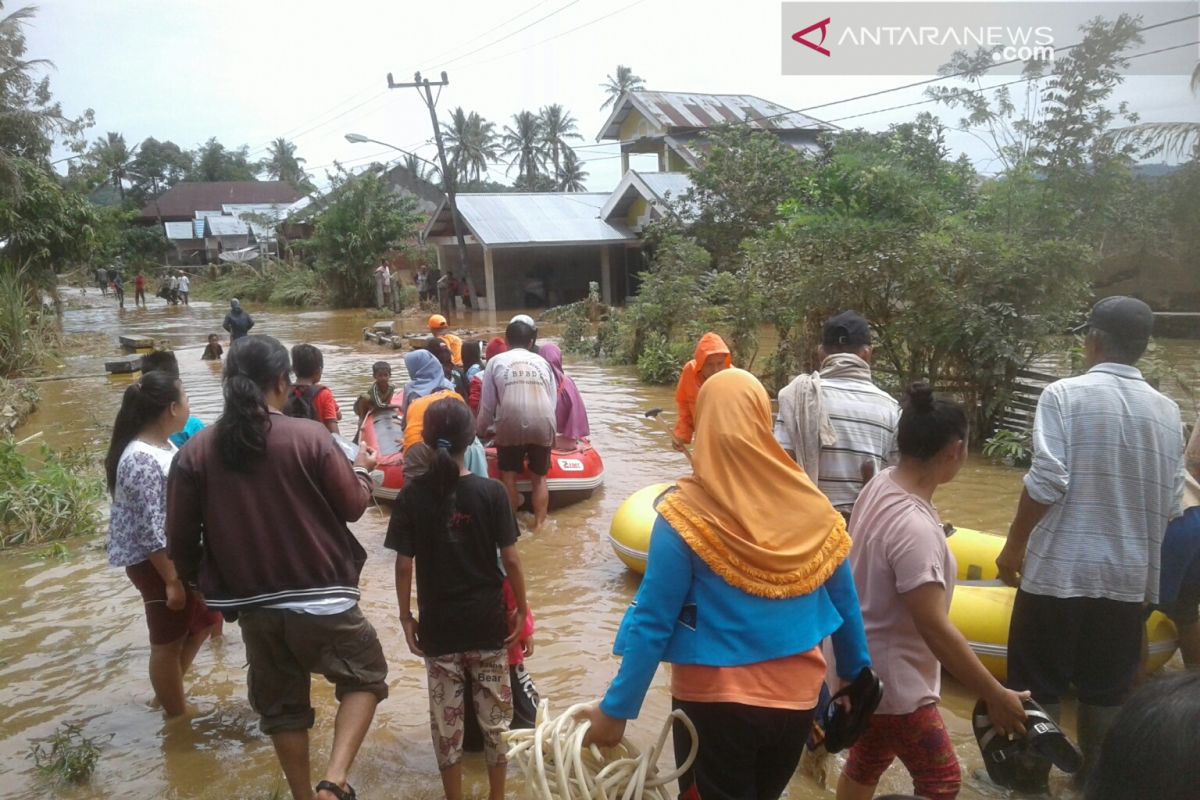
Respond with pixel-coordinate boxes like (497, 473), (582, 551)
(761, 12), (1200, 126)
(824, 39), (1200, 125)
(412, 0), (557, 70)
(454, 0), (651, 71)
(433, 0), (583, 71)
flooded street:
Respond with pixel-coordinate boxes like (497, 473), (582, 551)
(0, 292), (1190, 798)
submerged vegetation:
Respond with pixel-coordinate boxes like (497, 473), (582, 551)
(28, 722), (102, 786)
(0, 437), (104, 549)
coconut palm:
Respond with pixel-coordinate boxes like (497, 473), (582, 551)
(501, 110), (546, 185)
(401, 151), (433, 183)
(538, 103), (582, 187)
(1104, 62), (1200, 160)
(441, 107), (498, 183)
(599, 64), (645, 110)
(261, 137), (313, 192)
(558, 149), (588, 192)
(86, 132), (133, 200)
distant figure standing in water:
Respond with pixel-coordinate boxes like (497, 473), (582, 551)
(105, 370), (219, 717)
(201, 333), (224, 361)
(168, 335), (386, 800)
(222, 298), (254, 342)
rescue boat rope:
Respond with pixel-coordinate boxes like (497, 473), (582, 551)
(504, 701), (698, 800)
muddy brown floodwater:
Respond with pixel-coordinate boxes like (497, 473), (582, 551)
(1, 291), (1193, 799)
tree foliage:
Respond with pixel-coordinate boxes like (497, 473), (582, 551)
(0, 158), (98, 283)
(260, 137), (314, 193)
(599, 64), (645, 110)
(187, 137), (258, 182)
(307, 168), (422, 307)
(442, 107), (498, 185)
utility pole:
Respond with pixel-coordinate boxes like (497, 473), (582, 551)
(387, 70), (473, 318)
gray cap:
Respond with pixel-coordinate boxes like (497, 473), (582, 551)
(1072, 296), (1153, 340)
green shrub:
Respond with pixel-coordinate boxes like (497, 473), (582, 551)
(0, 438), (104, 549)
(29, 722), (101, 786)
(394, 285), (419, 312)
(0, 265), (60, 376)
(268, 265), (325, 306)
(982, 429), (1032, 467)
(636, 332), (684, 385)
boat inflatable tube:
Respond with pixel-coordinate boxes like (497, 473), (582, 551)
(608, 483), (673, 574)
(947, 528), (1178, 682)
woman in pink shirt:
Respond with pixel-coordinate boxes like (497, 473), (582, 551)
(838, 383), (1028, 800)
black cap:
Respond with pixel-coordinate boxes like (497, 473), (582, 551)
(822, 311), (872, 347)
(1072, 296), (1154, 340)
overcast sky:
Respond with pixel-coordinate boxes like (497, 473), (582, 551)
(34, 0), (1200, 195)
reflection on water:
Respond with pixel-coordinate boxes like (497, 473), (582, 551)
(0, 292), (1190, 798)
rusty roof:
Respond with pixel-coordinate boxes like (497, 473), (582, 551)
(597, 90), (837, 141)
(138, 181), (304, 221)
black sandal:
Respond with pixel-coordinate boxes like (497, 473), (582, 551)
(315, 781), (356, 800)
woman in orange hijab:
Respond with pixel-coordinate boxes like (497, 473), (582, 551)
(585, 369), (871, 800)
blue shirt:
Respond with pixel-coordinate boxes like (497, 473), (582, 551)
(1161, 507), (1200, 607)
(600, 516), (870, 720)
(170, 416), (205, 449)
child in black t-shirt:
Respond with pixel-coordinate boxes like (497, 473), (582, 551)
(387, 397), (528, 798)
(201, 334), (224, 360)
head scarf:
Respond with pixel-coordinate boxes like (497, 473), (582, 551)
(230, 298), (241, 310)
(485, 337), (508, 361)
(403, 349), (453, 412)
(657, 368), (850, 599)
(539, 343), (589, 440)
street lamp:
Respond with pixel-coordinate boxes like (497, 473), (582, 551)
(344, 133), (441, 176)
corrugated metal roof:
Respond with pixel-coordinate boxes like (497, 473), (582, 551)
(597, 90), (837, 141)
(204, 216), (250, 236)
(139, 181), (304, 221)
(164, 221), (196, 241)
(424, 193), (638, 248)
(192, 218), (206, 238)
(600, 171), (696, 227)
(194, 209), (224, 219)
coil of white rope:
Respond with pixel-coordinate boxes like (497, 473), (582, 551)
(504, 700), (698, 800)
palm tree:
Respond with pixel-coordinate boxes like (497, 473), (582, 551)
(441, 107), (498, 183)
(1104, 62), (1200, 160)
(538, 104), (582, 187)
(262, 137), (314, 192)
(599, 64), (645, 110)
(558, 149), (588, 192)
(87, 132), (132, 200)
(501, 110), (546, 185)
(402, 151), (433, 183)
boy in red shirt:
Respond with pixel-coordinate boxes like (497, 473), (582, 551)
(134, 272), (146, 308)
(285, 343), (343, 435)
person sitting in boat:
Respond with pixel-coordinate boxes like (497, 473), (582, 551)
(462, 340), (484, 384)
(538, 343), (589, 449)
(428, 336), (469, 400)
(584, 368), (871, 800)
(354, 361), (398, 419)
(428, 314), (463, 367)
(201, 333), (224, 361)
(470, 338), (506, 417)
(837, 383), (1028, 800)
(672, 332), (731, 450)
(400, 350), (486, 480)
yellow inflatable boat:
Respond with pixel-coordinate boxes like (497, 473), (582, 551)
(609, 487), (1181, 679)
(608, 483), (672, 574)
(947, 528), (1179, 681)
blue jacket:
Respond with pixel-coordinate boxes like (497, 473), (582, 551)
(601, 515), (871, 720)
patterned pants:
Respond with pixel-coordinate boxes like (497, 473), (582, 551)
(425, 649), (512, 769)
(843, 703), (962, 800)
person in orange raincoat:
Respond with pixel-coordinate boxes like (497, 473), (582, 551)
(673, 332), (731, 448)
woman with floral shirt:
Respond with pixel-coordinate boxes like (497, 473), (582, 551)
(105, 370), (218, 716)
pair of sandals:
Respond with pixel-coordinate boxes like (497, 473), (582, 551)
(973, 698), (1083, 792)
(316, 781), (356, 800)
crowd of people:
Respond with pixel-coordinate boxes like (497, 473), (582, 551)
(101, 297), (1198, 800)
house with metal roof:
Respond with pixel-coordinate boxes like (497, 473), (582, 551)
(137, 181), (305, 223)
(600, 170), (696, 233)
(595, 90), (837, 173)
(422, 193), (639, 309)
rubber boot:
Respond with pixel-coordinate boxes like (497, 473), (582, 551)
(1075, 703), (1121, 787)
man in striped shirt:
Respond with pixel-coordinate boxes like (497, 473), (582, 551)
(997, 296), (1185, 786)
(774, 311), (900, 518)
